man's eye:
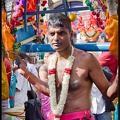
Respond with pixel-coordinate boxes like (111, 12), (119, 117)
(50, 33), (54, 36)
(59, 31), (65, 35)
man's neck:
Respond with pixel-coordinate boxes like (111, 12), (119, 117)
(56, 46), (74, 60)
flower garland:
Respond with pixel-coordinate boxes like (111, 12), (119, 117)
(48, 47), (75, 120)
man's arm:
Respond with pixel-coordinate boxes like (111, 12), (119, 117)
(17, 56), (50, 96)
(107, 70), (118, 100)
(88, 53), (118, 100)
(39, 65), (48, 82)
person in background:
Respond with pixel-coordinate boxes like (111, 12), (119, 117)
(2, 58), (10, 120)
(4, 56), (12, 85)
(91, 74), (115, 120)
(11, 60), (29, 120)
(25, 58), (38, 77)
(105, 0), (119, 119)
(91, 32), (118, 120)
(16, 13), (118, 120)
(24, 58), (39, 99)
(39, 52), (53, 120)
(97, 32), (108, 43)
(97, 32), (118, 84)
(14, 61), (28, 104)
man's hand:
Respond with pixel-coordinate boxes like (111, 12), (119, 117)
(16, 56), (27, 75)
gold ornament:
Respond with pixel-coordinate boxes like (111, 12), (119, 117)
(69, 13), (77, 22)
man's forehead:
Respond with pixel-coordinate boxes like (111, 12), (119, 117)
(48, 26), (67, 31)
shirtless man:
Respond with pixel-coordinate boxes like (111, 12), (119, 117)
(17, 13), (118, 120)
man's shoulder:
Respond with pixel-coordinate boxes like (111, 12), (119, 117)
(75, 48), (93, 58)
(47, 53), (56, 62)
(39, 64), (47, 72)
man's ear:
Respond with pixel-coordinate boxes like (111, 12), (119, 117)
(70, 30), (74, 44)
(70, 30), (73, 40)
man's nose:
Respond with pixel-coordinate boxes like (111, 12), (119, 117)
(54, 33), (59, 41)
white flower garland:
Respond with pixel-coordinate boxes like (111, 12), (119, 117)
(48, 47), (75, 120)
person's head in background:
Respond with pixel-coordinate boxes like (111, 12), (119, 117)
(43, 52), (53, 64)
(13, 60), (19, 69)
(13, 59), (27, 72)
(97, 32), (108, 43)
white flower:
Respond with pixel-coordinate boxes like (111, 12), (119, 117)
(48, 47), (75, 118)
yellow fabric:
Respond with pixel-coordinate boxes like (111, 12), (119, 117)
(105, 13), (118, 58)
(2, 11), (15, 60)
(2, 60), (9, 100)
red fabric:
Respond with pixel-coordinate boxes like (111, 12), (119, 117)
(4, 57), (11, 85)
(48, 68), (56, 75)
(64, 68), (72, 74)
(9, 96), (14, 100)
(98, 52), (118, 83)
(48, 110), (94, 120)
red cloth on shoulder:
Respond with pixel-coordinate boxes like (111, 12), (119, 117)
(4, 57), (11, 85)
(98, 52), (118, 83)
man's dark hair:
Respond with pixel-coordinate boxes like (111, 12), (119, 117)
(48, 13), (72, 31)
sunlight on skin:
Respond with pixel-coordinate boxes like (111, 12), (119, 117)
(76, 67), (81, 77)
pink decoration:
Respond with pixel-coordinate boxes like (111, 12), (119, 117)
(17, 9), (22, 15)
(99, 20), (103, 25)
(97, 17), (100, 21)
(39, 34), (44, 39)
(12, 12), (18, 17)
(9, 24), (14, 30)
(12, 17), (18, 22)
(92, 11), (96, 15)
(41, 29), (43, 32)
(13, 34), (17, 38)
(14, 5), (20, 11)
(11, 19), (16, 25)
(17, 9), (23, 17)
(39, 30), (44, 39)
(41, 0), (47, 6)
(96, 13), (99, 17)
(100, 25), (105, 30)
(40, 22), (43, 25)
